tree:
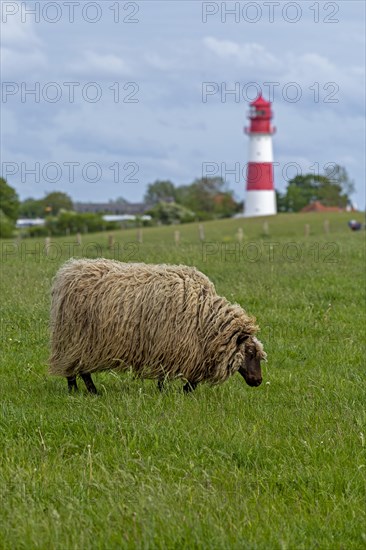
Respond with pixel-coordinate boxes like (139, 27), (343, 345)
(19, 192), (73, 218)
(0, 178), (19, 222)
(282, 175), (321, 212)
(176, 177), (240, 219)
(143, 177), (240, 219)
(19, 198), (45, 218)
(144, 180), (176, 204)
(317, 179), (347, 207)
(0, 209), (15, 238)
(212, 192), (241, 217)
(42, 192), (73, 215)
(146, 201), (195, 224)
(324, 164), (355, 197)
(278, 167), (352, 212)
(276, 190), (287, 213)
(45, 212), (110, 236)
(114, 197), (128, 205)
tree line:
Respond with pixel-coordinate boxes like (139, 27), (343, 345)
(0, 164), (355, 237)
(144, 177), (240, 223)
(144, 164), (354, 222)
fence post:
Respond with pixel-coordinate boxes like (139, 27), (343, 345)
(45, 237), (51, 256)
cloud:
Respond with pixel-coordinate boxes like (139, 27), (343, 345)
(144, 52), (174, 71)
(203, 37), (241, 58)
(203, 37), (281, 71)
(1, 11), (47, 77)
(2, 47), (47, 78)
(201, 37), (364, 115)
(281, 52), (337, 84)
(1, 13), (42, 50)
(68, 51), (131, 77)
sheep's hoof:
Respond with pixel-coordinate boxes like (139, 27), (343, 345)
(67, 376), (78, 394)
(183, 381), (197, 393)
(81, 373), (98, 395)
(157, 380), (165, 392)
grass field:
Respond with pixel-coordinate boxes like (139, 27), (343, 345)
(0, 212), (365, 549)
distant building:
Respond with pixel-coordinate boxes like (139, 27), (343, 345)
(73, 201), (150, 216)
(16, 218), (45, 228)
(103, 214), (152, 222)
(300, 201), (356, 213)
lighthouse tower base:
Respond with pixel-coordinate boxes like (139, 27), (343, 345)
(244, 190), (277, 218)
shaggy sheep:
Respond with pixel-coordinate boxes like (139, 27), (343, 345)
(49, 259), (266, 394)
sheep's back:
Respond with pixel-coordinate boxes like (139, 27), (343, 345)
(49, 259), (213, 377)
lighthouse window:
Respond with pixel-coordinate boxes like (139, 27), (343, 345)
(257, 110), (266, 116)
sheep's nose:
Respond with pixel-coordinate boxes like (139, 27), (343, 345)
(247, 377), (262, 387)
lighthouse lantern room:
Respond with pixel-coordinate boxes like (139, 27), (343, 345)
(244, 94), (277, 217)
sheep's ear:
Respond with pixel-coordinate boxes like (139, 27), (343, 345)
(236, 333), (249, 346)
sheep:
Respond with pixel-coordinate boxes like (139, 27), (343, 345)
(49, 259), (266, 394)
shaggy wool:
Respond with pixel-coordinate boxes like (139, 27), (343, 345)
(49, 259), (265, 385)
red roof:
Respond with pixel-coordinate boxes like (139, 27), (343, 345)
(300, 201), (342, 213)
(250, 94), (271, 107)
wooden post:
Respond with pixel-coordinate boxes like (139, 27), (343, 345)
(324, 219), (330, 234)
(237, 228), (243, 243)
(174, 230), (180, 246)
(76, 232), (82, 245)
(304, 224), (310, 237)
(198, 224), (205, 241)
(45, 237), (51, 256)
(137, 228), (143, 244)
(108, 234), (114, 250)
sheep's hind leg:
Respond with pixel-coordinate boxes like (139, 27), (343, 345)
(67, 376), (78, 394)
(81, 373), (98, 394)
(183, 381), (197, 393)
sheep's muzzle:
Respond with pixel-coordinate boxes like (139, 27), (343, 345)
(238, 360), (262, 387)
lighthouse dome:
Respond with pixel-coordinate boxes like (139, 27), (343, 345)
(250, 94), (271, 107)
(247, 94), (274, 134)
(249, 94), (272, 120)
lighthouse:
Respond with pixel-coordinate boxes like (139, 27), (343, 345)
(244, 94), (277, 217)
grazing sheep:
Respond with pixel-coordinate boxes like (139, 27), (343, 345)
(49, 259), (266, 394)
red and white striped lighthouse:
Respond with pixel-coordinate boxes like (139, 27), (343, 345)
(244, 94), (277, 217)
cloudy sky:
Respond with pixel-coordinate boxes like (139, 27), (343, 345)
(2, 0), (365, 208)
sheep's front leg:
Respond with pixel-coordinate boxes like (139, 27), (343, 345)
(67, 376), (78, 393)
(157, 380), (165, 392)
(81, 373), (98, 394)
(183, 381), (197, 393)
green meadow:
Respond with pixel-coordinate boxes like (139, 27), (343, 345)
(0, 212), (365, 549)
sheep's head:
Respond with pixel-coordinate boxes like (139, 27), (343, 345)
(237, 335), (266, 387)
